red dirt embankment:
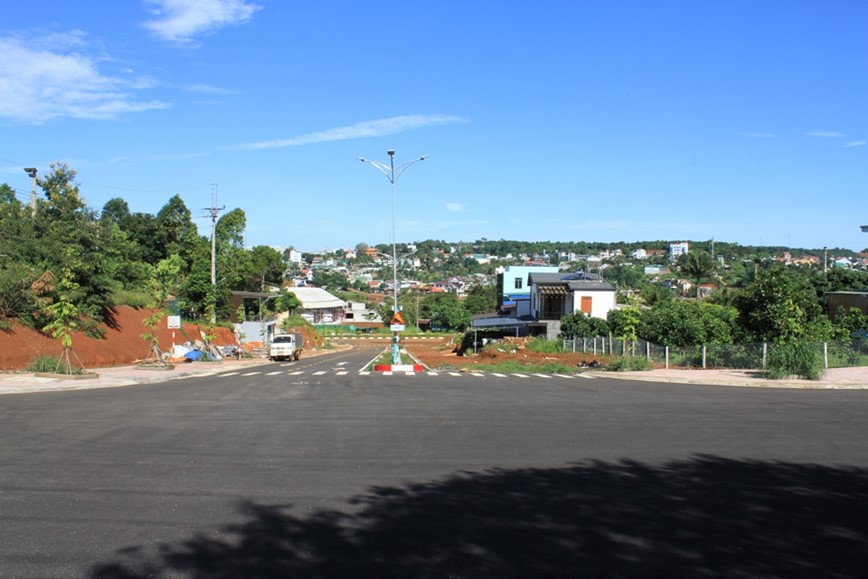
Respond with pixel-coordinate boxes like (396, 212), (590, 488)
(0, 307), (238, 371)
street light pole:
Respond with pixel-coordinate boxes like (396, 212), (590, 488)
(24, 167), (37, 215)
(358, 150), (428, 365)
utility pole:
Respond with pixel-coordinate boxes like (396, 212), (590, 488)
(24, 168), (37, 215)
(204, 184), (224, 324)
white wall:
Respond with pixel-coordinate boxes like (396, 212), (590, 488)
(571, 290), (616, 320)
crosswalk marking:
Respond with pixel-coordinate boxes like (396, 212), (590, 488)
(209, 368), (596, 380)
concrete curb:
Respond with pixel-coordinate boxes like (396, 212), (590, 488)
(587, 369), (868, 389)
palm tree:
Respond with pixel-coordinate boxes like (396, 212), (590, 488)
(679, 251), (716, 299)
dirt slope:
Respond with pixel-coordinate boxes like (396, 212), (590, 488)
(0, 307), (238, 371)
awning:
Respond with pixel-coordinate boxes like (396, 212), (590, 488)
(538, 285), (569, 296)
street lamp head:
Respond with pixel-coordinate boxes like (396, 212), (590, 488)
(861, 225), (868, 232)
(387, 149), (395, 157)
(24, 167), (37, 178)
(419, 155), (429, 161)
(357, 157), (366, 162)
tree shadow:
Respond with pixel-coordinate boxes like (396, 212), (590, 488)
(100, 304), (121, 332)
(92, 455), (868, 578)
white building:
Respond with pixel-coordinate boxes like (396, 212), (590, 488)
(669, 242), (689, 261)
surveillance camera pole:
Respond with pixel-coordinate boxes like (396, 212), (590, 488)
(24, 167), (37, 215)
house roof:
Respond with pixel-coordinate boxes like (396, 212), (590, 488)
(284, 287), (346, 310)
(528, 272), (615, 292)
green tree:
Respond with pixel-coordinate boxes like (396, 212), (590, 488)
(32, 163), (116, 325)
(42, 255), (91, 374)
(246, 245), (285, 291)
(154, 194), (202, 268)
(421, 293), (470, 331)
(140, 255), (181, 363)
(679, 251), (716, 299)
(464, 283), (497, 315)
(560, 311), (609, 338)
(734, 267), (831, 342)
(275, 290), (302, 315)
(639, 300), (737, 347)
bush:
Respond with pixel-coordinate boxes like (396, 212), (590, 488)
(605, 356), (651, 372)
(25, 354), (84, 374)
(26, 355), (60, 373)
(110, 289), (152, 308)
(765, 340), (824, 381)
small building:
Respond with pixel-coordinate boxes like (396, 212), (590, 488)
(826, 291), (868, 317)
(496, 265), (559, 318)
(279, 287), (347, 325)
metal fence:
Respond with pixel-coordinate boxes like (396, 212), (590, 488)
(562, 337), (868, 370)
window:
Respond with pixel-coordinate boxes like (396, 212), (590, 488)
(514, 277), (523, 290)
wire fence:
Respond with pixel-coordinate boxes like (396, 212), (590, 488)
(562, 337), (868, 370)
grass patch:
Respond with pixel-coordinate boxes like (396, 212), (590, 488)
(605, 356), (652, 372)
(26, 354), (86, 375)
(110, 290), (152, 308)
(525, 337), (566, 354)
(766, 340), (824, 380)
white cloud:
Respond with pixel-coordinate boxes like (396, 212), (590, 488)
(446, 202), (464, 212)
(236, 114), (470, 150)
(144, 0), (261, 44)
(185, 83), (232, 94)
(806, 131), (844, 138)
(0, 35), (168, 123)
(844, 140), (866, 148)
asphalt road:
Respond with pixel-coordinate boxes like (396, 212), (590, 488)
(2, 346), (868, 578)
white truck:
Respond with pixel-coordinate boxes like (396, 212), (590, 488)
(268, 332), (303, 362)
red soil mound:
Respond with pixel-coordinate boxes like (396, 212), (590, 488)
(0, 307), (238, 371)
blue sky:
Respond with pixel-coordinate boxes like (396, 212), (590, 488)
(2, 1), (866, 253)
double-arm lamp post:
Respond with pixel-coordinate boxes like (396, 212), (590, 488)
(358, 150), (428, 365)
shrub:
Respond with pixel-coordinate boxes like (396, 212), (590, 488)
(25, 354), (84, 374)
(110, 289), (152, 308)
(766, 340), (824, 381)
(605, 356), (651, 372)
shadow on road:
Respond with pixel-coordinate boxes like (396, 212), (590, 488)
(92, 455), (868, 578)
